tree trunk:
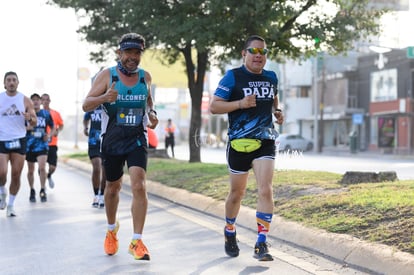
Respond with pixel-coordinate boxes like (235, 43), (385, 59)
(182, 45), (208, 162)
(189, 104), (202, 162)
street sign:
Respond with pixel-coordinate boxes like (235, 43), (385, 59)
(352, 113), (364, 125)
(407, 46), (414, 59)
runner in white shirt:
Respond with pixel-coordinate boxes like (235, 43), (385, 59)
(0, 71), (37, 217)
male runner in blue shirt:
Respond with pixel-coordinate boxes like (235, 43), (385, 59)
(210, 35), (284, 261)
(82, 33), (158, 261)
(26, 93), (55, 202)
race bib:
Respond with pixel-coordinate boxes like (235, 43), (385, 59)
(230, 138), (262, 153)
(116, 108), (143, 126)
(5, 139), (21, 150)
(33, 129), (45, 138)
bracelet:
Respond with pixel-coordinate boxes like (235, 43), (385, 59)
(275, 108), (282, 112)
(149, 109), (157, 115)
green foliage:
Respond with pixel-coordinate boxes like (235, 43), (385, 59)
(49, 0), (388, 162)
(275, 169), (341, 187)
(275, 181), (414, 253)
(49, 0), (386, 63)
(66, 152), (89, 162)
(147, 158), (229, 200)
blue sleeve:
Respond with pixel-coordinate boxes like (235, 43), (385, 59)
(47, 111), (54, 128)
(83, 112), (90, 121)
(214, 70), (235, 100)
(263, 70), (279, 95)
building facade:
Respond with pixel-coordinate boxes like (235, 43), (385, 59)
(285, 48), (414, 155)
(356, 49), (414, 154)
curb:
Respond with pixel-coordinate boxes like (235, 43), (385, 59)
(62, 158), (414, 275)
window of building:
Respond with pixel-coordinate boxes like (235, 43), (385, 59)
(297, 87), (309, 98)
(411, 70), (414, 97)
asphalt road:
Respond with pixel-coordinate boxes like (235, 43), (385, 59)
(0, 160), (373, 274)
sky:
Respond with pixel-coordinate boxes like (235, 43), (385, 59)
(1, 0), (414, 118)
(0, 0), (100, 118)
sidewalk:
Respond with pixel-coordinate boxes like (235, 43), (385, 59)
(314, 145), (414, 160)
(60, 143), (414, 274)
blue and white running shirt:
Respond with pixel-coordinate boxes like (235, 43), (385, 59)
(214, 65), (279, 141)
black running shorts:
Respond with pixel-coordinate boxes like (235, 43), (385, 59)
(47, 146), (58, 166)
(0, 137), (27, 155)
(26, 150), (48, 162)
(88, 146), (101, 160)
(226, 139), (275, 173)
(102, 146), (148, 182)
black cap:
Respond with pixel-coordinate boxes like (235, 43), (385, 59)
(30, 93), (41, 100)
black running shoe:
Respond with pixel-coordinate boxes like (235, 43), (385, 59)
(40, 189), (47, 203)
(254, 242), (273, 261)
(29, 189), (36, 203)
(224, 228), (239, 257)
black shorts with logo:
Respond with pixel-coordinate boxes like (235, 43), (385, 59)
(226, 139), (275, 173)
(0, 137), (27, 155)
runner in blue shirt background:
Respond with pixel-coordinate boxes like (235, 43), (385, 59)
(26, 93), (55, 203)
(83, 105), (106, 208)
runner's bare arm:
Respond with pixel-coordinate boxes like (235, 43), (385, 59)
(145, 71), (158, 129)
(24, 96), (37, 127)
(83, 69), (117, 112)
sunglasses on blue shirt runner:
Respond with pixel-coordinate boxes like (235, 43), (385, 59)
(246, 48), (269, 55)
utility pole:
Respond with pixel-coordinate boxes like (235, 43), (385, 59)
(318, 60), (326, 153)
(313, 57), (319, 153)
(313, 53), (325, 153)
(280, 63), (287, 134)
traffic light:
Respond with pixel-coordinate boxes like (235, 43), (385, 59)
(314, 37), (321, 48)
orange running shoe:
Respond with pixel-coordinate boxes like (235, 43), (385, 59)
(104, 221), (119, 255)
(128, 239), (150, 260)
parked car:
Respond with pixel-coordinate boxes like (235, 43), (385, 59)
(275, 134), (313, 152)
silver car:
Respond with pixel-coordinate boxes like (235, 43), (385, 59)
(275, 134), (314, 152)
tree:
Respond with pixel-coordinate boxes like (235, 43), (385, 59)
(49, 0), (386, 162)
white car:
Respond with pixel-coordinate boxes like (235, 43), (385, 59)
(275, 134), (314, 152)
